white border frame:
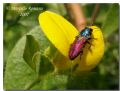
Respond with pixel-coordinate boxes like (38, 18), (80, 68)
(1, 1), (119, 91)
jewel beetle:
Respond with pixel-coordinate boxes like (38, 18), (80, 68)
(69, 27), (93, 60)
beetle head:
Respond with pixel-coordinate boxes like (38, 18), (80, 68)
(80, 27), (92, 39)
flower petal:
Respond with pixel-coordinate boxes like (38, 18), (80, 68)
(38, 11), (104, 73)
(38, 11), (78, 57)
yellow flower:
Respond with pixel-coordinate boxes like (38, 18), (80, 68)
(38, 11), (104, 74)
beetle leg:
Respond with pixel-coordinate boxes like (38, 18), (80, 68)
(89, 37), (97, 40)
(86, 41), (90, 45)
(86, 41), (92, 46)
(76, 35), (79, 38)
(86, 41), (93, 53)
(87, 37), (97, 47)
(72, 64), (79, 72)
(87, 40), (94, 46)
(88, 46), (92, 53)
(79, 51), (83, 60)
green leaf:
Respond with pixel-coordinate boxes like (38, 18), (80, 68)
(4, 26), (58, 90)
(4, 36), (37, 90)
(23, 35), (40, 71)
(38, 55), (54, 75)
(31, 75), (68, 90)
(102, 4), (119, 38)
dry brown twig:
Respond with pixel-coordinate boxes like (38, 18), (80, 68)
(90, 4), (100, 26)
(64, 3), (100, 31)
(64, 3), (86, 31)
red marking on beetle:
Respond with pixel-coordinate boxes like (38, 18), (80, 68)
(69, 36), (87, 60)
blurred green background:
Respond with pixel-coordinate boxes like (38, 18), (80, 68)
(3, 3), (119, 90)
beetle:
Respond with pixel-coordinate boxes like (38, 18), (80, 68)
(69, 27), (94, 60)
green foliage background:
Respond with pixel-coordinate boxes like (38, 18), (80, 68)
(3, 3), (119, 90)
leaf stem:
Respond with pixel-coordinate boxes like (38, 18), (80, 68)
(90, 4), (100, 26)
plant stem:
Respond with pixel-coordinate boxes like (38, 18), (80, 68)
(90, 4), (100, 26)
(64, 3), (86, 31)
(24, 77), (40, 90)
